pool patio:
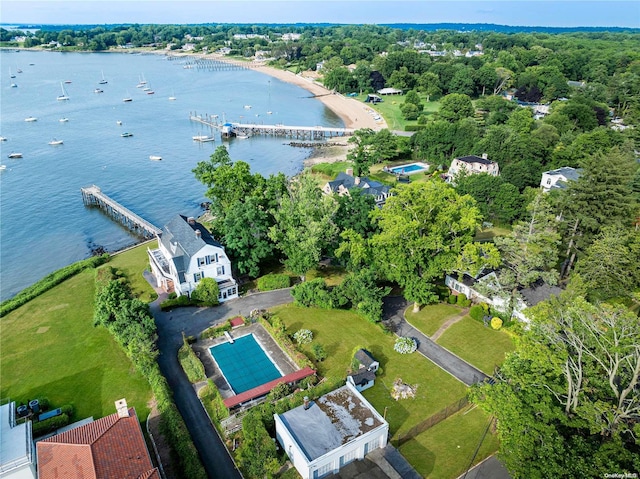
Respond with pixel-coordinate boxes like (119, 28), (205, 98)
(193, 323), (301, 403)
(386, 162), (430, 176)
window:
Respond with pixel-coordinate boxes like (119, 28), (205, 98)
(193, 272), (203, 282)
(205, 254), (217, 265)
(339, 449), (358, 467)
(197, 257), (205, 267)
(216, 265), (225, 276)
(314, 462), (333, 478)
(546, 178), (552, 185)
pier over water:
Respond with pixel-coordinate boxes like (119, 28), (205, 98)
(81, 185), (161, 239)
(189, 114), (354, 140)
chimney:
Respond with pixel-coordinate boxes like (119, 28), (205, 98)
(115, 398), (129, 418)
(354, 176), (361, 186)
(346, 167), (354, 177)
(481, 153), (488, 160)
(195, 229), (202, 239)
(303, 396), (310, 410)
(187, 217), (196, 225)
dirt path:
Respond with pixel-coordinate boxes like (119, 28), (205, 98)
(430, 308), (470, 342)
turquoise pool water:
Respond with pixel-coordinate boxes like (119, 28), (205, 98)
(209, 334), (282, 393)
(390, 163), (427, 174)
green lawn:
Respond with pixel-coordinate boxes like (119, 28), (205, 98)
(399, 406), (499, 479)
(270, 304), (467, 438)
(310, 161), (351, 180)
(0, 246), (153, 422)
(405, 303), (465, 336)
(436, 316), (516, 375)
(357, 93), (440, 131)
(105, 240), (158, 302)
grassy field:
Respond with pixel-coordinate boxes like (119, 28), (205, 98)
(105, 240), (158, 302)
(436, 316), (516, 375)
(405, 303), (466, 337)
(0, 246), (153, 421)
(357, 93), (440, 131)
(270, 304), (467, 437)
(399, 406), (499, 479)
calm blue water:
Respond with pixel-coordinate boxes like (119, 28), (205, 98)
(0, 50), (343, 300)
(209, 334), (282, 394)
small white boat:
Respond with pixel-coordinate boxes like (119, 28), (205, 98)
(25, 116), (38, 122)
(116, 120), (123, 125)
(244, 105), (252, 110)
(63, 80), (71, 84)
(94, 88), (104, 93)
(146, 90), (155, 95)
(121, 132), (133, 137)
(142, 86), (151, 92)
(236, 134), (250, 140)
(9, 67), (15, 78)
(193, 135), (215, 142)
(10, 83), (17, 88)
(49, 138), (63, 145)
(123, 96), (133, 102)
(267, 111), (273, 115)
(8, 152), (22, 159)
(0, 165), (6, 171)
(57, 82), (70, 101)
(0, 136), (6, 141)
(59, 117), (69, 122)
(149, 155), (162, 161)
(168, 96), (176, 101)
(137, 74), (147, 87)
(98, 70), (107, 85)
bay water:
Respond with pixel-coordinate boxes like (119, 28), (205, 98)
(0, 50), (342, 300)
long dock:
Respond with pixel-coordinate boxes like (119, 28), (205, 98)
(189, 114), (354, 140)
(81, 185), (161, 239)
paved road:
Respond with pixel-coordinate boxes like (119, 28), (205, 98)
(383, 297), (488, 386)
(148, 281), (294, 479)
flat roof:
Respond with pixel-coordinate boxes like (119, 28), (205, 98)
(278, 384), (384, 461)
(0, 402), (31, 472)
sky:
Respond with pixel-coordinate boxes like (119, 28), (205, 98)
(1, 0), (639, 28)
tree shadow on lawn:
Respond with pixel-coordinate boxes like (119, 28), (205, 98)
(21, 367), (104, 422)
(398, 439), (435, 478)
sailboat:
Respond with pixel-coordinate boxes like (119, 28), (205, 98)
(136, 74), (147, 88)
(168, 91), (177, 101)
(9, 67), (15, 79)
(123, 91), (133, 102)
(98, 70), (107, 85)
(57, 82), (70, 101)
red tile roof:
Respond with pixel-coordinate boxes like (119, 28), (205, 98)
(223, 367), (316, 409)
(37, 408), (160, 479)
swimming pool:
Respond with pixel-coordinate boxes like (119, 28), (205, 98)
(209, 334), (283, 394)
(389, 162), (429, 175)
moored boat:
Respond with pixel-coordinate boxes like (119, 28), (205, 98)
(48, 138), (63, 145)
(59, 117), (69, 122)
(0, 136), (6, 141)
(99, 70), (107, 84)
(94, 88), (104, 93)
(57, 82), (70, 101)
(8, 152), (23, 159)
(149, 155), (162, 161)
(121, 132), (133, 137)
(25, 116), (38, 122)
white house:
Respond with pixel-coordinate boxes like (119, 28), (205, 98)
(347, 349), (380, 392)
(148, 215), (238, 302)
(275, 381), (389, 479)
(540, 167), (581, 192)
(0, 401), (36, 479)
(447, 154), (499, 184)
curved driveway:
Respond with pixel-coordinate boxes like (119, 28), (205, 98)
(150, 287), (294, 479)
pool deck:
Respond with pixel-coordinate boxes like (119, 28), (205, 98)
(193, 322), (300, 402)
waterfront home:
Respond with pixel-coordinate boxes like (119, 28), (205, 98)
(540, 167), (581, 192)
(37, 399), (160, 479)
(322, 169), (392, 207)
(446, 154), (499, 184)
(148, 215), (238, 301)
(0, 401), (36, 479)
(275, 381), (389, 479)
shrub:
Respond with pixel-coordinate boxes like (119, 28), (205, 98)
(160, 295), (194, 311)
(178, 334), (206, 383)
(198, 379), (229, 424)
(456, 293), (467, 305)
(257, 273), (290, 291)
(267, 382), (291, 401)
(200, 321), (232, 339)
(32, 413), (70, 437)
(394, 336), (417, 354)
(404, 124), (427, 132)
(167, 292), (177, 300)
(469, 305), (485, 321)
(448, 294), (457, 304)
(491, 317), (503, 330)
(291, 278), (334, 308)
(293, 328), (313, 345)
(191, 278), (220, 306)
(312, 343), (327, 362)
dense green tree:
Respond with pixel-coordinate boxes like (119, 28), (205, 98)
(449, 66), (476, 96)
(471, 293), (640, 478)
(269, 174), (338, 280)
(191, 277), (220, 305)
(237, 412), (279, 478)
(334, 267), (390, 322)
(371, 181), (482, 311)
(333, 190), (377, 239)
(438, 93), (474, 122)
(455, 173), (524, 224)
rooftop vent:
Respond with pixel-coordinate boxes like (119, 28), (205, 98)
(482, 153), (488, 159)
(195, 229), (202, 238)
(187, 217), (196, 225)
(303, 396), (310, 410)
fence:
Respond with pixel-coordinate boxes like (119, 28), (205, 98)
(395, 396), (469, 447)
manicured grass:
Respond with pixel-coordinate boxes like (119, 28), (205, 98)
(405, 303), (465, 336)
(357, 93), (440, 131)
(105, 240), (158, 302)
(399, 406), (499, 479)
(305, 265), (347, 287)
(436, 316), (516, 375)
(310, 161), (351, 180)
(0, 247), (153, 422)
(270, 304), (467, 437)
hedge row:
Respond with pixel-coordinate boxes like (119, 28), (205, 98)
(257, 273), (290, 291)
(0, 254), (110, 317)
(198, 379), (229, 424)
(404, 124), (427, 131)
(178, 334), (206, 383)
(200, 321), (232, 340)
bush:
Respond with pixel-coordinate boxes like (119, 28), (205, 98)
(394, 337), (417, 354)
(291, 278), (334, 308)
(448, 294), (457, 304)
(191, 278), (220, 306)
(404, 124), (427, 132)
(257, 273), (290, 291)
(32, 413), (70, 437)
(293, 328), (313, 345)
(491, 317), (503, 330)
(267, 382), (291, 400)
(178, 334), (206, 383)
(456, 293), (467, 305)
(160, 295), (194, 311)
(312, 343), (327, 362)
(198, 379), (229, 424)
(470, 305), (484, 321)
(200, 321), (232, 339)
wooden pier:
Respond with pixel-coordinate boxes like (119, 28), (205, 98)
(189, 114), (355, 140)
(81, 185), (161, 239)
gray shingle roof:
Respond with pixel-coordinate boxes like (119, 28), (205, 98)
(544, 167), (582, 182)
(456, 155), (495, 166)
(519, 282), (562, 307)
(354, 349), (376, 369)
(348, 369), (376, 387)
(160, 215), (222, 270)
(327, 172), (391, 198)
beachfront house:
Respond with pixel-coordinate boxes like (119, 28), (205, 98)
(446, 154), (499, 184)
(148, 215), (238, 301)
(275, 381), (389, 479)
(322, 169), (392, 207)
(0, 401), (36, 479)
(36, 399), (160, 479)
(540, 167), (581, 192)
